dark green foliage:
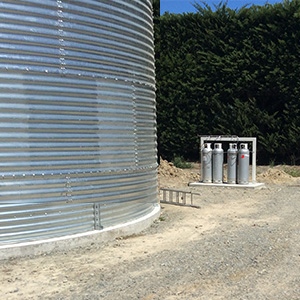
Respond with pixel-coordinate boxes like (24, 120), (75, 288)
(172, 156), (192, 169)
(284, 167), (300, 177)
(156, 0), (300, 164)
(153, 0), (160, 18)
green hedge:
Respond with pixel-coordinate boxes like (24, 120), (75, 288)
(155, 0), (300, 164)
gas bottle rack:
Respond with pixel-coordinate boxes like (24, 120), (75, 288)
(189, 136), (265, 189)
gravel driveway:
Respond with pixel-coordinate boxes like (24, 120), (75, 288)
(1, 182), (300, 299)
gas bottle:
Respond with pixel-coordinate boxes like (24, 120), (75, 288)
(238, 143), (250, 184)
(227, 143), (237, 184)
(212, 143), (223, 184)
(202, 143), (212, 183)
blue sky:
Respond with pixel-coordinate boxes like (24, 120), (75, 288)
(161, 0), (284, 14)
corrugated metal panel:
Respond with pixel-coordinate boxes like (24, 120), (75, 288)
(0, 0), (158, 244)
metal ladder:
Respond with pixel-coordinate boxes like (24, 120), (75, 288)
(160, 188), (201, 208)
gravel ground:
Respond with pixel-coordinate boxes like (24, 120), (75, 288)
(1, 178), (300, 299)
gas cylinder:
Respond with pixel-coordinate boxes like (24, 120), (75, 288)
(212, 143), (223, 183)
(227, 143), (237, 184)
(238, 143), (250, 184)
(202, 143), (212, 183)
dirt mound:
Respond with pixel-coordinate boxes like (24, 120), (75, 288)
(158, 158), (201, 188)
(159, 158), (299, 186)
(257, 168), (297, 184)
(158, 157), (184, 177)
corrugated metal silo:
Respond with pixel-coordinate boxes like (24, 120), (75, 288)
(0, 0), (158, 244)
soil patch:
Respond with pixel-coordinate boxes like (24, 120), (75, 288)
(1, 160), (300, 299)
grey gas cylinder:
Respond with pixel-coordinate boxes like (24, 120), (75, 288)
(202, 143), (212, 183)
(213, 143), (224, 183)
(227, 143), (238, 184)
(238, 143), (250, 184)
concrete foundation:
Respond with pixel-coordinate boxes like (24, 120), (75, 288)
(0, 204), (160, 260)
(188, 182), (265, 189)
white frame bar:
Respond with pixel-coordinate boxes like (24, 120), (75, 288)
(200, 136), (257, 183)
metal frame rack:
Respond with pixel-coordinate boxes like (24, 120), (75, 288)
(200, 135), (257, 184)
